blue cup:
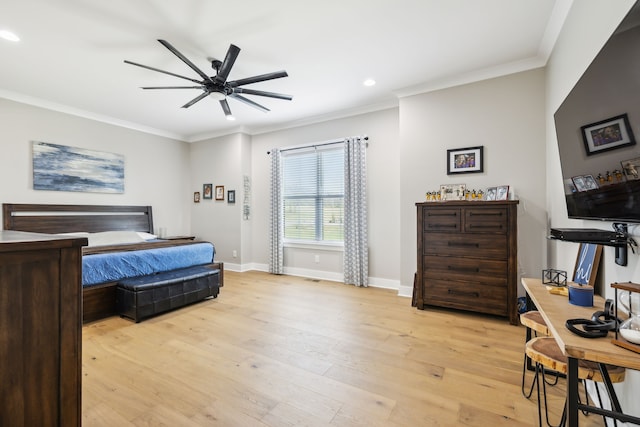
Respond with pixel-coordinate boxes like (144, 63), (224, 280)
(568, 283), (594, 307)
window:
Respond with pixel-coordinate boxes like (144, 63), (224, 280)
(282, 144), (344, 243)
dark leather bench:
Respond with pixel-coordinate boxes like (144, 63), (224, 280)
(116, 265), (220, 322)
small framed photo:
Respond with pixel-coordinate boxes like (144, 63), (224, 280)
(203, 183), (213, 199)
(215, 185), (225, 200)
(485, 187), (497, 201)
(621, 157), (640, 180)
(572, 175), (588, 192)
(227, 190), (236, 204)
(582, 175), (599, 190)
(581, 113), (636, 156)
(194, 191), (201, 203)
(496, 185), (509, 200)
(439, 184), (466, 200)
(447, 146), (483, 175)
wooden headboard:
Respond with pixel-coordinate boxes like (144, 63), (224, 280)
(2, 203), (154, 234)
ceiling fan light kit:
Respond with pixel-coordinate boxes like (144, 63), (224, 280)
(124, 39), (292, 119)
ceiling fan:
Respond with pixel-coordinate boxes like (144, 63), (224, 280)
(124, 39), (292, 119)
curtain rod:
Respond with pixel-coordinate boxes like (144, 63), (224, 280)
(267, 135), (368, 155)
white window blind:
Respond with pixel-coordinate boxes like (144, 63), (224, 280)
(282, 143), (344, 242)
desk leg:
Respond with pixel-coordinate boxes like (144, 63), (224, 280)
(567, 357), (579, 427)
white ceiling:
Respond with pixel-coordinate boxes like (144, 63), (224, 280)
(0, 0), (570, 142)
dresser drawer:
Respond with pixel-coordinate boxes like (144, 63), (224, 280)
(423, 208), (461, 232)
(423, 279), (507, 316)
(464, 207), (508, 233)
(423, 255), (507, 285)
(423, 232), (507, 259)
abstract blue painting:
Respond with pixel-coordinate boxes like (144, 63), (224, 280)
(32, 141), (124, 193)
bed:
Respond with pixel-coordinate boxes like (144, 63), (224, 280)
(2, 203), (223, 322)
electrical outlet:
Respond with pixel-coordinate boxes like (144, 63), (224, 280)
(314, 255), (320, 263)
(232, 250), (237, 258)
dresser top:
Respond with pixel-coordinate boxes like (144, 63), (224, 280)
(416, 200), (519, 207)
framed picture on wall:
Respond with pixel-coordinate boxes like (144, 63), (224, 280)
(447, 146), (484, 175)
(194, 192), (201, 203)
(203, 184), (213, 199)
(227, 190), (235, 204)
(215, 185), (225, 200)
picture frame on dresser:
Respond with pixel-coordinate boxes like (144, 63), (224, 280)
(496, 185), (509, 200)
(485, 187), (497, 201)
(439, 183), (466, 200)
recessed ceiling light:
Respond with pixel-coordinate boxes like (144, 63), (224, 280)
(363, 79), (376, 87)
(226, 115), (236, 121)
(0, 30), (20, 42)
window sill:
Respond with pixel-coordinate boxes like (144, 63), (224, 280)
(284, 241), (344, 252)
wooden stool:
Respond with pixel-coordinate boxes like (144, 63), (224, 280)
(526, 337), (626, 427)
(521, 311), (553, 398)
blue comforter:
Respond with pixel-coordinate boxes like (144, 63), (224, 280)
(82, 242), (215, 286)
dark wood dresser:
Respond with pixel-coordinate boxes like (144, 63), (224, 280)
(415, 200), (519, 324)
(0, 231), (86, 427)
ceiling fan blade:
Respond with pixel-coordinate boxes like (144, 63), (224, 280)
(233, 87), (292, 100)
(214, 44), (241, 85)
(158, 39), (214, 83)
(229, 93), (270, 112)
(141, 86), (203, 89)
(124, 60), (202, 84)
(181, 92), (209, 109)
(220, 99), (232, 116)
(228, 70), (288, 87)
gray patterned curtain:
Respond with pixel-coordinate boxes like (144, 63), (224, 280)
(269, 148), (284, 274)
(343, 137), (368, 286)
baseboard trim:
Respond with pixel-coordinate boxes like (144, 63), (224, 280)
(235, 263), (408, 295)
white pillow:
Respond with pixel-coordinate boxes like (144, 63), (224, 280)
(136, 232), (158, 241)
(86, 231), (145, 247)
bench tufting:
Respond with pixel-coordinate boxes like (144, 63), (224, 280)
(116, 265), (220, 322)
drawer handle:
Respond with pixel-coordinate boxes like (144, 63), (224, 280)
(428, 224), (458, 229)
(469, 224), (503, 229)
(448, 289), (480, 298)
(447, 265), (480, 273)
(447, 241), (479, 248)
(428, 212), (457, 217)
(469, 212), (503, 216)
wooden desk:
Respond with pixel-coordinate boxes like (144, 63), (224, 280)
(522, 278), (640, 426)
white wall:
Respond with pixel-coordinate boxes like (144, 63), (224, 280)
(249, 108), (401, 288)
(398, 69), (548, 296)
(190, 132), (247, 267)
(0, 98), (191, 234)
(546, 0), (639, 419)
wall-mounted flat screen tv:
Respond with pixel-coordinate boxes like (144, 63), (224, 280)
(554, 1), (640, 223)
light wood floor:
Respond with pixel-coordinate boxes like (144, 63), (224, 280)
(82, 271), (602, 426)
